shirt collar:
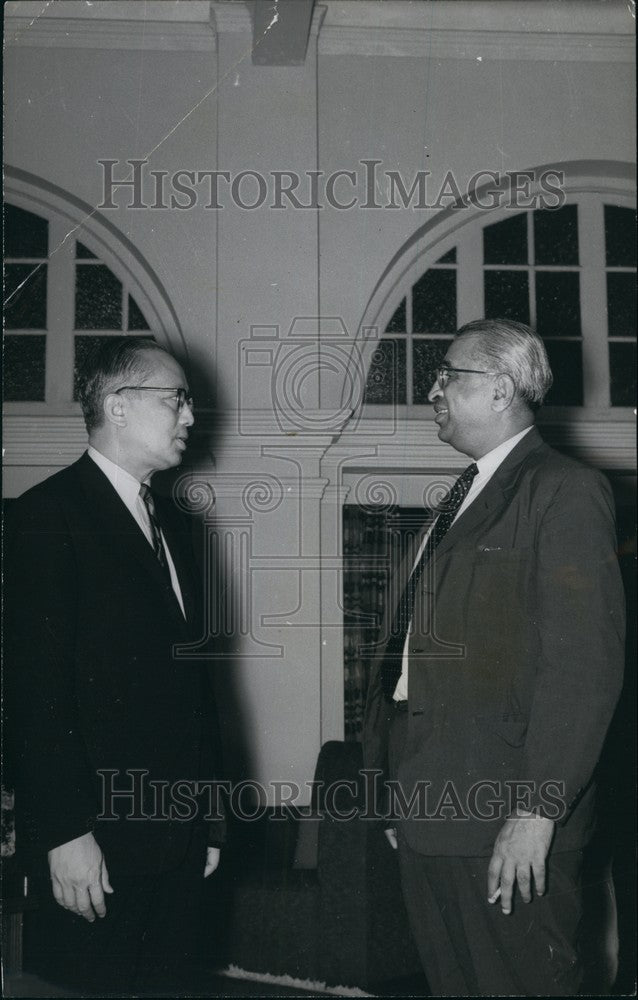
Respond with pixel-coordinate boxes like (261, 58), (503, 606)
(475, 425), (534, 480)
(87, 445), (148, 508)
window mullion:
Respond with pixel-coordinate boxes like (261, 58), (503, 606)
(45, 219), (77, 406)
(578, 196), (610, 410)
(528, 213), (536, 328)
(457, 224), (483, 326)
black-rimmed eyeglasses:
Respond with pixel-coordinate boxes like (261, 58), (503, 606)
(435, 365), (500, 388)
(115, 386), (194, 412)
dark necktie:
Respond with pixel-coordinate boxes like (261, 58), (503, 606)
(380, 462), (478, 700)
(139, 483), (172, 582)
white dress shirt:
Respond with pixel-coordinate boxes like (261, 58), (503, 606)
(392, 425), (533, 701)
(87, 446), (186, 618)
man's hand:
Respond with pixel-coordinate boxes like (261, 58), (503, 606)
(204, 846), (221, 877)
(487, 812), (554, 914)
(48, 831), (113, 921)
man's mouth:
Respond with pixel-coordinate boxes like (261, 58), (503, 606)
(434, 407), (448, 423)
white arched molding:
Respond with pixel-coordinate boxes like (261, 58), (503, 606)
(5, 167), (184, 355)
(4, 167), (184, 495)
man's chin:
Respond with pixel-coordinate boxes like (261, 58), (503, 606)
(161, 452), (185, 471)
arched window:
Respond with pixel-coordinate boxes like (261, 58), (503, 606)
(3, 170), (184, 415)
(4, 203), (154, 404)
(362, 181), (636, 413)
(3, 171), (186, 494)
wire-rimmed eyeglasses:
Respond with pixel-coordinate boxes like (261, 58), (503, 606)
(435, 365), (500, 389)
(115, 386), (194, 412)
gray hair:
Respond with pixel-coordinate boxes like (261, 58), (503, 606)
(77, 336), (168, 433)
(456, 319), (553, 410)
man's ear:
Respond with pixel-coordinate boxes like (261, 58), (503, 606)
(103, 392), (127, 427)
(492, 373), (516, 412)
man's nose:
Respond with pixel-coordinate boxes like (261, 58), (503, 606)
(180, 402), (195, 427)
(428, 377), (443, 404)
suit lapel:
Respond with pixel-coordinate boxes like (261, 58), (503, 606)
(434, 427), (544, 558)
(74, 453), (189, 630)
(376, 429), (544, 661)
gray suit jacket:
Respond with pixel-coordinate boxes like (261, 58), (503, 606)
(363, 428), (625, 856)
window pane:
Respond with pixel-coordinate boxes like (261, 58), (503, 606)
(484, 270), (529, 324)
(128, 295), (150, 331)
(3, 335), (46, 400)
(75, 264), (123, 329)
(436, 248), (456, 263)
(413, 339), (452, 404)
(609, 341), (637, 407)
(536, 272), (581, 338)
(605, 206), (637, 267)
(4, 263), (47, 329)
(533, 205), (579, 266)
(3, 205), (48, 258)
(76, 241), (98, 259)
(483, 214), (527, 265)
(363, 339), (406, 404)
(412, 269), (456, 333)
(607, 272), (637, 338)
(543, 341), (583, 406)
(385, 298), (406, 333)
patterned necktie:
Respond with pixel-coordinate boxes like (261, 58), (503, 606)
(380, 462), (478, 700)
(139, 483), (171, 582)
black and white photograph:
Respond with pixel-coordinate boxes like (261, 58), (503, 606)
(2, 1), (636, 996)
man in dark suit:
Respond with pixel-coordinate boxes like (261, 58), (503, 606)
(363, 319), (625, 996)
(5, 337), (224, 994)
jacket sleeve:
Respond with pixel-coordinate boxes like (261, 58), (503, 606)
(520, 467), (626, 821)
(198, 665), (227, 847)
(4, 495), (97, 853)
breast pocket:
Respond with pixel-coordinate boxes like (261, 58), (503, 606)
(470, 547), (532, 598)
(474, 545), (532, 562)
(476, 712), (529, 747)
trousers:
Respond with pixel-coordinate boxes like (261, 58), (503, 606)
(24, 825), (208, 996)
(389, 707), (584, 996)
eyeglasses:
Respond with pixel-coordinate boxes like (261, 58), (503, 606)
(115, 386), (194, 412)
(435, 365), (500, 388)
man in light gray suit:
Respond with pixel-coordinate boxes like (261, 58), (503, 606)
(364, 319), (625, 995)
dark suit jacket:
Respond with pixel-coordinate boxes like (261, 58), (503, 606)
(5, 452), (224, 875)
(363, 428), (625, 856)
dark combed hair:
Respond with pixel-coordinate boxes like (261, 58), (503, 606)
(456, 318), (553, 411)
(77, 336), (167, 433)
